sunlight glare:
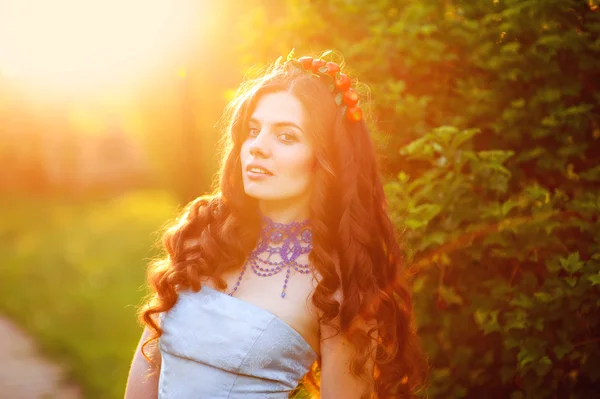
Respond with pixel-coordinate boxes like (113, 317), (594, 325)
(0, 0), (199, 94)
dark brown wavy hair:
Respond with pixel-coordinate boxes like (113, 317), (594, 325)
(140, 54), (428, 398)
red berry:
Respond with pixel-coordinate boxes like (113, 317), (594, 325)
(298, 56), (313, 70)
(346, 106), (362, 122)
(335, 73), (351, 91)
(311, 58), (326, 72)
(343, 88), (359, 106)
(325, 62), (340, 76)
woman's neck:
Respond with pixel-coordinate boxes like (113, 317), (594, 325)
(258, 198), (310, 224)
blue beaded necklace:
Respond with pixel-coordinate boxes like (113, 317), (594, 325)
(228, 216), (313, 298)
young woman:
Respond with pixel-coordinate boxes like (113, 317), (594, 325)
(125, 52), (427, 398)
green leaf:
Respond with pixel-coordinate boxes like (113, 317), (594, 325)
(532, 356), (552, 377)
(560, 252), (584, 274)
(581, 165), (600, 181)
(404, 203), (441, 230)
(564, 276), (577, 287)
(411, 275), (427, 293)
(545, 221), (561, 235)
(477, 150), (515, 164)
(439, 285), (464, 306)
(387, 80), (406, 94)
(536, 34), (563, 48)
(517, 347), (535, 369)
(525, 184), (550, 201)
(320, 49), (332, 59)
(451, 128), (480, 149)
(474, 309), (500, 334)
(501, 200), (517, 216)
(511, 98), (525, 108)
(542, 115), (559, 127)
(400, 137), (435, 159)
(505, 309), (528, 331)
(410, 203), (441, 221)
(286, 48), (295, 61)
(485, 162), (512, 177)
(501, 42), (521, 53)
(510, 294), (534, 309)
(504, 336), (521, 350)
(473, 310), (487, 326)
(404, 219), (427, 230)
(588, 272), (600, 286)
(516, 147), (546, 162)
(533, 292), (553, 303)
(431, 126), (458, 147)
(546, 258), (562, 273)
(554, 341), (573, 360)
(560, 104), (594, 117)
(397, 171), (409, 183)
(419, 231), (448, 250)
(431, 367), (451, 381)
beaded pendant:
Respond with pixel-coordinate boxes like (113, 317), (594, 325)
(228, 216), (312, 299)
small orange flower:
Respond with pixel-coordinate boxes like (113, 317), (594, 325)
(335, 73), (351, 92)
(346, 106), (362, 122)
(343, 89), (359, 106)
(311, 59), (326, 73)
(325, 62), (340, 76)
(298, 56), (313, 70)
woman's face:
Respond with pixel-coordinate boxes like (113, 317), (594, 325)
(240, 91), (316, 212)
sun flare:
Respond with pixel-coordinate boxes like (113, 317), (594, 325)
(0, 0), (199, 94)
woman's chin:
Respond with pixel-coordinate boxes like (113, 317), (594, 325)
(243, 186), (272, 201)
(243, 189), (288, 203)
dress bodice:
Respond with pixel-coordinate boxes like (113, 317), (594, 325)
(158, 286), (318, 398)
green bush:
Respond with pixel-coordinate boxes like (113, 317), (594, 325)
(0, 192), (177, 399)
(239, 0), (600, 397)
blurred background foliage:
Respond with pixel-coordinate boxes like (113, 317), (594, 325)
(1, 0), (599, 398)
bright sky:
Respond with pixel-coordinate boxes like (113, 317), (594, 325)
(0, 0), (199, 96)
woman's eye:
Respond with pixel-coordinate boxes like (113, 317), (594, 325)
(248, 127), (259, 137)
(278, 132), (297, 143)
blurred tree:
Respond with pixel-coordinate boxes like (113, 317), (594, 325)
(135, 1), (266, 204)
(237, 0), (600, 397)
(0, 85), (54, 195)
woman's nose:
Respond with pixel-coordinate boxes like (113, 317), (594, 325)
(248, 131), (271, 158)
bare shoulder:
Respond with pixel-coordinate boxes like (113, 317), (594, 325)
(124, 326), (161, 399)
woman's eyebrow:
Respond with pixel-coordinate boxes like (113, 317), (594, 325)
(249, 117), (304, 133)
(272, 121), (304, 133)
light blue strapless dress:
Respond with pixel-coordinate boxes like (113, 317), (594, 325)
(158, 286), (318, 398)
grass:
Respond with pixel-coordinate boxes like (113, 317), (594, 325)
(0, 191), (179, 399)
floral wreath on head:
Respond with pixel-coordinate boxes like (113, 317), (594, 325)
(277, 49), (363, 123)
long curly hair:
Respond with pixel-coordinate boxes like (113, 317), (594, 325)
(140, 55), (428, 398)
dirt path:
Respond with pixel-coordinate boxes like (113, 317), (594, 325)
(0, 315), (81, 399)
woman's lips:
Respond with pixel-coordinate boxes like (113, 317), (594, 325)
(246, 163), (273, 180)
(247, 169), (273, 180)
